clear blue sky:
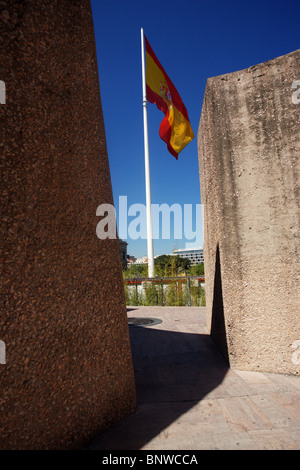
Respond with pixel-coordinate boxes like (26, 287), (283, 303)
(90, 0), (299, 259)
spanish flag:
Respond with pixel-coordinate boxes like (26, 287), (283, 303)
(145, 35), (194, 159)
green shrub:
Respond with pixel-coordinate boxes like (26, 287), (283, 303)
(144, 282), (158, 306)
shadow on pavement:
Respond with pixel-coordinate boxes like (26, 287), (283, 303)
(211, 244), (230, 365)
(84, 322), (229, 450)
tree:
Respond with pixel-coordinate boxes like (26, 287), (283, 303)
(190, 262), (205, 276)
(154, 255), (191, 277)
(123, 263), (147, 278)
(154, 255), (169, 277)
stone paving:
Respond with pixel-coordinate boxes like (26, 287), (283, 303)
(85, 306), (300, 450)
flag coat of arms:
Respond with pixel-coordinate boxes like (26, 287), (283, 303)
(145, 35), (194, 159)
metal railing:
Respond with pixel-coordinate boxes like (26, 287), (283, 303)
(123, 275), (205, 307)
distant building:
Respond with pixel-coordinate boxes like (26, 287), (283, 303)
(172, 247), (204, 266)
(127, 255), (137, 265)
(118, 239), (128, 268)
(131, 256), (148, 265)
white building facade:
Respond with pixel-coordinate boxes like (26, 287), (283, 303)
(172, 247), (204, 265)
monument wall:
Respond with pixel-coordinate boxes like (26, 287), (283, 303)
(0, 0), (136, 449)
(198, 49), (300, 375)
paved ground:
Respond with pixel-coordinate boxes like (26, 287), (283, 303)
(85, 306), (300, 450)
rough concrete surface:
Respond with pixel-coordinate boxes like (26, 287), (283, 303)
(0, 0), (136, 449)
(198, 49), (300, 375)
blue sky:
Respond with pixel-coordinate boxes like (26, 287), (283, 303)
(90, 0), (299, 259)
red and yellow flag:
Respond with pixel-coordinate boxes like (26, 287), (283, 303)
(145, 36), (194, 159)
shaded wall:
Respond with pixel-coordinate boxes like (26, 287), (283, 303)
(198, 49), (300, 375)
(0, 0), (136, 449)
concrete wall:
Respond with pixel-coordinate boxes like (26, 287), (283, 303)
(0, 0), (136, 449)
(198, 49), (300, 375)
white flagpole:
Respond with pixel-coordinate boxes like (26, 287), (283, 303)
(141, 27), (154, 278)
